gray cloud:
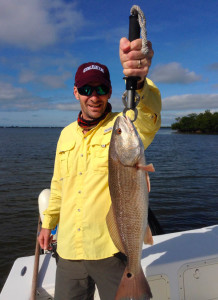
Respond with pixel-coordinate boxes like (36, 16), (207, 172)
(19, 70), (72, 89)
(55, 96), (127, 112)
(56, 102), (81, 111)
(207, 62), (218, 71)
(19, 70), (36, 84)
(163, 94), (218, 111)
(0, 81), (121, 112)
(0, 0), (85, 50)
(150, 62), (202, 84)
(212, 84), (218, 89)
(1, 80), (217, 117)
(0, 81), (78, 111)
(40, 73), (72, 89)
(0, 81), (52, 111)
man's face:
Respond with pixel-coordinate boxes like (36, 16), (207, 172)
(74, 82), (112, 121)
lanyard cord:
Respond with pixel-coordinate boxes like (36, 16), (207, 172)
(130, 5), (149, 55)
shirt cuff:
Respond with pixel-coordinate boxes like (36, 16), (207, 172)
(42, 214), (59, 230)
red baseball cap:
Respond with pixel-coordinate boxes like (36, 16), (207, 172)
(75, 62), (111, 88)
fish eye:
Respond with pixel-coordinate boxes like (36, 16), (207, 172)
(116, 128), (122, 135)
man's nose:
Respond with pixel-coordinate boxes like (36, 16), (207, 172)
(90, 89), (99, 98)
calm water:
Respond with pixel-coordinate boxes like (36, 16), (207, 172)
(0, 127), (218, 291)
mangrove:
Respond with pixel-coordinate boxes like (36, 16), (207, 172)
(171, 110), (218, 134)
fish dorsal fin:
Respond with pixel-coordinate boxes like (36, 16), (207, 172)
(106, 205), (126, 254)
(144, 225), (153, 245)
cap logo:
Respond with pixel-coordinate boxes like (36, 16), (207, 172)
(83, 65), (104, 73)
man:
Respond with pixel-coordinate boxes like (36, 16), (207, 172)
(38, 37), (161, 300)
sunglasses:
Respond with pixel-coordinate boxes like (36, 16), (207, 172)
(78, 85), (110, 96)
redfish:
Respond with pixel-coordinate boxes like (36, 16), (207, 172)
(107, 115), (154, 300)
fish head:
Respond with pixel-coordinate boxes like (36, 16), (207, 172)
(111, 115), (142, 166)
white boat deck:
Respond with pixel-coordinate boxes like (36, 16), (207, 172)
(1, 225), (218, 300)
(143, 225), (218, 300)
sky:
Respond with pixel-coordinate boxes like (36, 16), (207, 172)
(0, 0), (217, 127)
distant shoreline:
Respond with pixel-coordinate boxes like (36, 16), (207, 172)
(0, 126), (64, 129)
(0, 126), (173, 129)
(173, 129), (218, 135)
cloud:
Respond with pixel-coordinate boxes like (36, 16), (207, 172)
(0, 80), (122, 112)
(0, 81), (51, 111)
(212, 84), (218, 89)
(207, 62), (218, 71)
(40, 72), (72, 89)
(0, 82), (24, 101)
(0, 81), (78, 111)
(162, 94), (218, 111)
(56, 102), (81, 111)
(19, 70), (36, 83)
(150, 62), (202, 84)
(0, 0), (55, 49)
(19, 70), (72, 89)
(0, 0), (85, 50)
(77, 26), (127, 43)
(2, 79), (217, 121)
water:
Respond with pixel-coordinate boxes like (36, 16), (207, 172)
(0, 127), (217, 291)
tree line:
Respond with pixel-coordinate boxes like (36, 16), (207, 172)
(171, 110), (218, 133)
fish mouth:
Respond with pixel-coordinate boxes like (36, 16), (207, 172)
(124, 115), (134, 132)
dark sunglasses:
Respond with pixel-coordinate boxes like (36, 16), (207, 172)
(78, 84), (110, 96)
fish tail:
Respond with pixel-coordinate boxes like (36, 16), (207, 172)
(115, 266), (152, 300)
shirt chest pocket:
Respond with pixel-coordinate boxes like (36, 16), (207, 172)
(90, 133), (111, 172)
(59, 141), (76, 179)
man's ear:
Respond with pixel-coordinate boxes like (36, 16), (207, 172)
(108, 87), (112, 99)
(74, 86), (80, 100)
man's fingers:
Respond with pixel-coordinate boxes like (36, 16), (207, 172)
(120, 38), (142, 53)
(123, 67), (149, 78)
(120, 37), (154, 80)
(122, 57), (151, 70)
(121, 41), (154, 62)
(121, 39), (153, 53)
(38, 234), (47, 249)
(38, 228), (52, 250)
(119, 37), (131, 52)
(129, 39), (142, 51)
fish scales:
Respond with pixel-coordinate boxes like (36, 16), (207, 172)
(108, 115), (152, 300)
(109, 164), (147, 273)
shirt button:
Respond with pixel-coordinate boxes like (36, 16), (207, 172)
(81, 154), (83, 157)
(78, 190), (81, 194)
(78, 228), (81, 231)
(79, 172), (82, 175)
(78, 209), (81, 212)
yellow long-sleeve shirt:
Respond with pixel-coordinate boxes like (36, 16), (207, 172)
(42, 78), (161, 260)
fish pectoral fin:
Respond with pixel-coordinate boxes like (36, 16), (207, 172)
(106, 206), (126, 254)
(146, 173), (151, 193)
(137, 163), (154, 192)
(137, 163), (155, 172)
(144, 225), (153, 245)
